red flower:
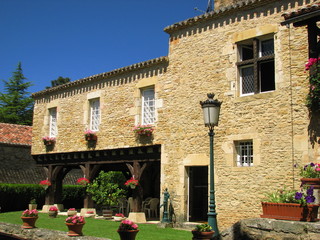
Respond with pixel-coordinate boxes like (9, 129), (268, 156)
(77, 177), (90, 185)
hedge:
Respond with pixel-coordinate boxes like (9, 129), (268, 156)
(0, 184), (86, 212)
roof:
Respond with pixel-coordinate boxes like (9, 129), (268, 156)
(282, 2), (320, 20)
(164, 0), (278, 34)
(281, 2), (320, 25)
(0, 123), (32, 146)
(32, 56), (168, 98)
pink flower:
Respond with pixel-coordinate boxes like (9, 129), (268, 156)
(132, 224), (138, 229)
(316, 168), (320, 172)
(305, 58), (319, 70)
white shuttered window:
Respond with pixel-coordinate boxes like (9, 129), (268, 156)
(49, 108), (57, 137)
(90, 99), (100, 131)
(141, 88), (155, 125)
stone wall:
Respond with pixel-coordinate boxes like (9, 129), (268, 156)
(0, 222), (108, 240)
(31, 0), (319, 232)
(161, 0), (315, 229)
(220, 218), (320, 240)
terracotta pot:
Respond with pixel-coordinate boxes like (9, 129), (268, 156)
(66, 223), (85, 236)
(48, 211), (58, 218)
(191, 230), (215, 240)
(21, 216), (38, 229)
(261, 202), (319, 222)
(301, 178), (320, 189)
(117, 229), (139, 240)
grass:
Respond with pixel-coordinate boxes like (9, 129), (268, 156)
(0, 211), (191, 240)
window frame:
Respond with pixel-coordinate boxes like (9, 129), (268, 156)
(49, 107), (57, 138)
(89, 98), (100, 131)
(141, 87), (155, 125)
(237, 35), (275, 96)
(235, 140), (253, 167)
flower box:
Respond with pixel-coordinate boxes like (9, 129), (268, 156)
(132, 124), (154, 136)
(261, 202), (319, 222)
(84, 130), (97, 141)
(42, 136), (56, 146)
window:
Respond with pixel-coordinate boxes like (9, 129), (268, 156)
(49, 108), (57, 137)
(90, 99), (100, 131)
(141, 88), (155, 125)
(237, 37), (275, 96)
(235, 141), (253, 167)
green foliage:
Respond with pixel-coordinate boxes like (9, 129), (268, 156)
(194, 224), (212, 232)
(0, 184), (86, 212)
(300, 163), (320, 178)
(86, 171), (127, 208)
(0, 184), (45, 212)
(46, 76), (70, 89)
(0, 62), (34, 125)
(61, 185), (86, 209)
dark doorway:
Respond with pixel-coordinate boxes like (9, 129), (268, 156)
(189, 166), (208, 222)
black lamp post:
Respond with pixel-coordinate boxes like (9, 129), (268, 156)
(200, 93), (222, 237)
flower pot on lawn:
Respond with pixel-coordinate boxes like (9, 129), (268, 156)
(66, 223), (85, 236)
(21, 216), (38, 229)
(117, 230), (139, 240)
(191, 230), (215, 240)
(261, 202), (319, 222)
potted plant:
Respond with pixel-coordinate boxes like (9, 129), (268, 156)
(48, 206), (58, 218)
(261, 187), (319, 222)
(117, 219), (139, 240)
(39, 179), (51, 190)
(132, 124), (154, 136)
(65, 215), (85, 236)
(299, 162), (320, 187)
(28, 199), (37, 210)
(124, 177), (139, 189)
(67, 208), (77, 217)
(42, 136), (56, 146)
(77, 177), (90, 186)
(84, 130), (97, 141)
(21, 209), (38, 229)
(191, 224), (214, 240)
(86, 171), (126, 219)
(114, 213), (125, 221)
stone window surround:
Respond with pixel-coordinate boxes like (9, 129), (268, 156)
(133, 76), (163, 126)
(232, 24), (278, 99)
(223, 133), (261, 169)
(44, 101), (59, 138)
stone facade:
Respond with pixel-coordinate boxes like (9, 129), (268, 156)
(31, 0), (319, 231)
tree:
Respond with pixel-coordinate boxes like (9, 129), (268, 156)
(0, 62), (33, 125)
(86, 171), (127, 208)
(46, 76), (70, 89)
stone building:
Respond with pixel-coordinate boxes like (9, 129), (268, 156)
(31, 0), (320, 229)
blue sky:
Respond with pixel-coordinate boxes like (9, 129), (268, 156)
(0, 0), (208, 94)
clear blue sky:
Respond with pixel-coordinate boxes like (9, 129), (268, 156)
(0, 0), (208, 94)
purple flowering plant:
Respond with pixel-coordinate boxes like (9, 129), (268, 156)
(263, 186), (315, 206)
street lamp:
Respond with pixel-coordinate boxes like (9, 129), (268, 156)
(200, 93), (222, 237)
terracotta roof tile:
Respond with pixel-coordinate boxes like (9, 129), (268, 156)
(0, 123), (32, 146)
(282, 2), (320, 20)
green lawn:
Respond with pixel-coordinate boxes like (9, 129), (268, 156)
(0, 212), (191, 240)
